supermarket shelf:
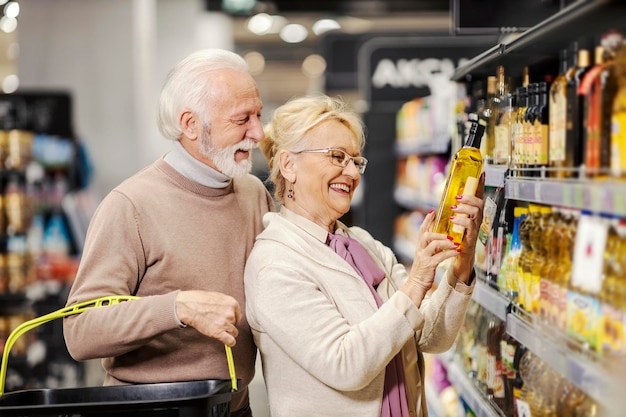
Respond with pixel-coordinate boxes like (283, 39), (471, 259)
(472, 281), (510, 322)
(505, 177), (626, 216)
(439, 353), (504, 417)
(394, 185), (439, 211)
(506, 312), (617, 407)
(452, 0), (626, 81)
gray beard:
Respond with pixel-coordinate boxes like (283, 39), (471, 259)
(199, 125), (255, 178)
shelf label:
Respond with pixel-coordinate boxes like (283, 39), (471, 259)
(571, 214), (607, 294)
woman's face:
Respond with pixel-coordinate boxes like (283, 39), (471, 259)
(287, 119), (362, 231)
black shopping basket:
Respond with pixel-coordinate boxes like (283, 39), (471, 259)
(0, 296), (238, 417)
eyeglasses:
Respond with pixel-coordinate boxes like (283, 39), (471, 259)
(295, 148), (368, 174)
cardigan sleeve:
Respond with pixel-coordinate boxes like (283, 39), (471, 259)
(348, 225), (475, 354)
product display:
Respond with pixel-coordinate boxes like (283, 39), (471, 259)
(395, 2), (626, 416)
(0, 94), (85, 393)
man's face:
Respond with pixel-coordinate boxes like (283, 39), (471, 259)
(198, 69), (264, 178)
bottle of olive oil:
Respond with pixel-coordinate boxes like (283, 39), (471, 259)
(432, 113), (486, 247)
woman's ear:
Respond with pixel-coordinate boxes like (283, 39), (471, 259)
(179, 110), (199, 141)
(278, 150), (296, 184)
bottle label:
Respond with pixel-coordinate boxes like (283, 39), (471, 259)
(451, 176), (479, 234)
(494, 123), (510, 162)
(516, 399), (532, 417)
(566, 290), (600, 349)
(611, 111), (626, 174)
(478, 195), (497, 245)
(549, 93), (567, 163)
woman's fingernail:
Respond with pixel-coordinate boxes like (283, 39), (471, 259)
(428, 208), (434, 214)
(457, 248), (462, 252)
(454, 242), (460, 246)
(446, 235), (453, 241)
(450, 205), (457, 210)
(455, 195), (462, 200)
(449, 216), (455, 220)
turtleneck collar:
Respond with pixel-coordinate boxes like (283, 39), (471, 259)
(163, 140), (232, 189)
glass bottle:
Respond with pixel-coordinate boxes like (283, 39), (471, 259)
(495, 93), (515, 166)
(432, 113), (486, 248)
(611, 40), (626, 177)
(483, 75), (497, 161)
(549, 49), (569, 177)
(565, 44), (591, 177)
(522, 83), (538, 176)
(511, 87), (527, 176)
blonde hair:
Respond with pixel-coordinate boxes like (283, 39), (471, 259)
(261, 94), (365, 201)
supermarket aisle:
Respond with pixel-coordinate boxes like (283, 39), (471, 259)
(249, 352), (270, 417)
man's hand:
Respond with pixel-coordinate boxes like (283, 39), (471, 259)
(175, 290), (242, 346)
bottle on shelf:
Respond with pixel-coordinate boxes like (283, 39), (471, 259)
(500, 206), (528, 303)
(492, 65), (511, 165)
(511, 86), (528, 177)
(549, 49), (570, 177)
(517, 203), (539, 312)
(494, 92), (515, 166)
(522, 83), (539, 177)
(597, 32), (623, 176)
(565, 43), (592, 177)
(431, 113), (486, 248)
(597, 218), (625, 356)
(581, 44), (608, 177)
(533, 82), (550, 176)
(483, 75), (498, 161)
(611, 39), (626, 177)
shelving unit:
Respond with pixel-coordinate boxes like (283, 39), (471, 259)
(452, 0), (626, 81)
(392, 2), (626, 415)
(437, 349), (505, 417)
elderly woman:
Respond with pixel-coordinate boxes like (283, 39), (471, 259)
(244, 95), (483, 417)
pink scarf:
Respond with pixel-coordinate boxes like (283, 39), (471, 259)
(328, 233), (410, 417)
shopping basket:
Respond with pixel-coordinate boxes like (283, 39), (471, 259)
(0, 296), (238, 417)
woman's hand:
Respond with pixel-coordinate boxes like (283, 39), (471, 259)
(400, 210), (461, 306)
(449, 172), (485, 284)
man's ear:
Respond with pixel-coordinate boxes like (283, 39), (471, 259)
(278, 150), (296, 183)
(179, 110), (199, 141)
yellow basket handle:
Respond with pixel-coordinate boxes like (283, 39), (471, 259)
(0, 295), (238, 395)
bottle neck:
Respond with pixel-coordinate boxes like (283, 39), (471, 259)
(465, 117), (486, 149)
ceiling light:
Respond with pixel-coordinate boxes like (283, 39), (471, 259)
(0, 16), (17, 33)
(4, 1), (19, 18)
(2, 74), (18, 93)
(279, 24), (307, 43)
(247, 13), (273, 35)
(312, 19), (341, 35)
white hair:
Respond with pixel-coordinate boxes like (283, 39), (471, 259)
(157, 49), (249, 141)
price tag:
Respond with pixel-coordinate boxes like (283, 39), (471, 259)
(573, 185), (584, 209)
(615, 186), (626, 217)
(571, 214), (608, 294)
(562, 184), (572, 208)
(534, 182), (541, 203)
(508, 180), (519, 199)
(516, 399), (532, 417)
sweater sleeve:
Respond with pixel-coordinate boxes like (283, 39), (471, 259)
(63, 190), (181, 361)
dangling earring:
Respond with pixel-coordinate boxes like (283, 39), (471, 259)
(287, 185), (294, 200)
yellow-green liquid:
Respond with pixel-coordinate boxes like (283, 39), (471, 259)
(432, 146), (483, 247)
